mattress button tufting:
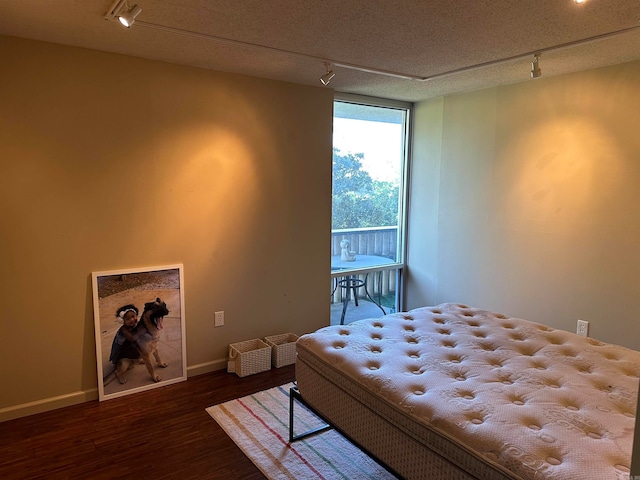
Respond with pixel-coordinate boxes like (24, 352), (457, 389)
(540, 434), (555, 443)
(301, 303), (640, 478)
(614, 464), (630, 474)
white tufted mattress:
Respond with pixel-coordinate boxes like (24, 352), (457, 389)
(295, 303), (639, 480)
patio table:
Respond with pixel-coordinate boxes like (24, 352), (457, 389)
(331, 255), (397, 325)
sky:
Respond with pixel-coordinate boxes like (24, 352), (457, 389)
(333, 118), (403, 183)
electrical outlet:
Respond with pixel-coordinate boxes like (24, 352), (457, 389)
(576, 319), (589, 337)
(214, 311), (224, 327)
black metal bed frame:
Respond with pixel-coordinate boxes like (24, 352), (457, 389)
(288, 384), (333, 442)
(288, 384), (401, 478)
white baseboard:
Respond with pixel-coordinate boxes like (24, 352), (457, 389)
(186, 358), (227, 377)
(1, 358), (228, 423)
(0, 389), (98, 423)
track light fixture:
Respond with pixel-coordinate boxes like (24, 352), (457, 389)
(119, 4), (142, 27)
(320, 62), (335, 86)
(104, 0), (142, 28)
(530, 54), (542, 78)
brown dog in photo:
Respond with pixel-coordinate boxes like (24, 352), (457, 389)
(134, 297), (170, 383)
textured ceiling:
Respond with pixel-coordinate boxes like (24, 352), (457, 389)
(1, 0), (639, 102)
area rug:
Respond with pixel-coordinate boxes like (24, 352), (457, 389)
(206, 383), (398, 479)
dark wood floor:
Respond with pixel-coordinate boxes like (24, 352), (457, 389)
(0, 366), (295, 480)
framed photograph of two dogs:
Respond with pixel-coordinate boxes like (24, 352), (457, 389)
(91, 264), (187, 401)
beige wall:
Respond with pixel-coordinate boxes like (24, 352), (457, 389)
(405, 98), (443, 307)
(0, 36), (333, 420)
(407, 60), (640, 351)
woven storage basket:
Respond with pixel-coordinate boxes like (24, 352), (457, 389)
(264, 333), (299, 368)
(228, 339), (271, 377)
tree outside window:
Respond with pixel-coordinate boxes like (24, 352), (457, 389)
(332, 148), (399, 230)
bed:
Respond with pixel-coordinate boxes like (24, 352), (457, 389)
(295, 303), (639, 479)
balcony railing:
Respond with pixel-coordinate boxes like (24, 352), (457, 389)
(331, 226), (398, 259)
(331, 226), (399, 310)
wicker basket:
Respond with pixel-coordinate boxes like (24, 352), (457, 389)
(264, 333), (299, 368)
(228, 339), (272, 377)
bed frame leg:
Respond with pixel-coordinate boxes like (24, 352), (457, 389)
(289, 385), (333, 442)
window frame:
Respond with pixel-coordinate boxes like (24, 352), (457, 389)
(331, 93), (412, 312)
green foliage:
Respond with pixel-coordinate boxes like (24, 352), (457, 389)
(332, 148), (399, 229)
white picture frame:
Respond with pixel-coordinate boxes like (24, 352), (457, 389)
(91, 264), (186, 401)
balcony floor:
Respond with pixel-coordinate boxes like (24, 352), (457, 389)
(330, 298), (393, 326)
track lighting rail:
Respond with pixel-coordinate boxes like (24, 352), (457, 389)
(104, 6), (640, 84)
